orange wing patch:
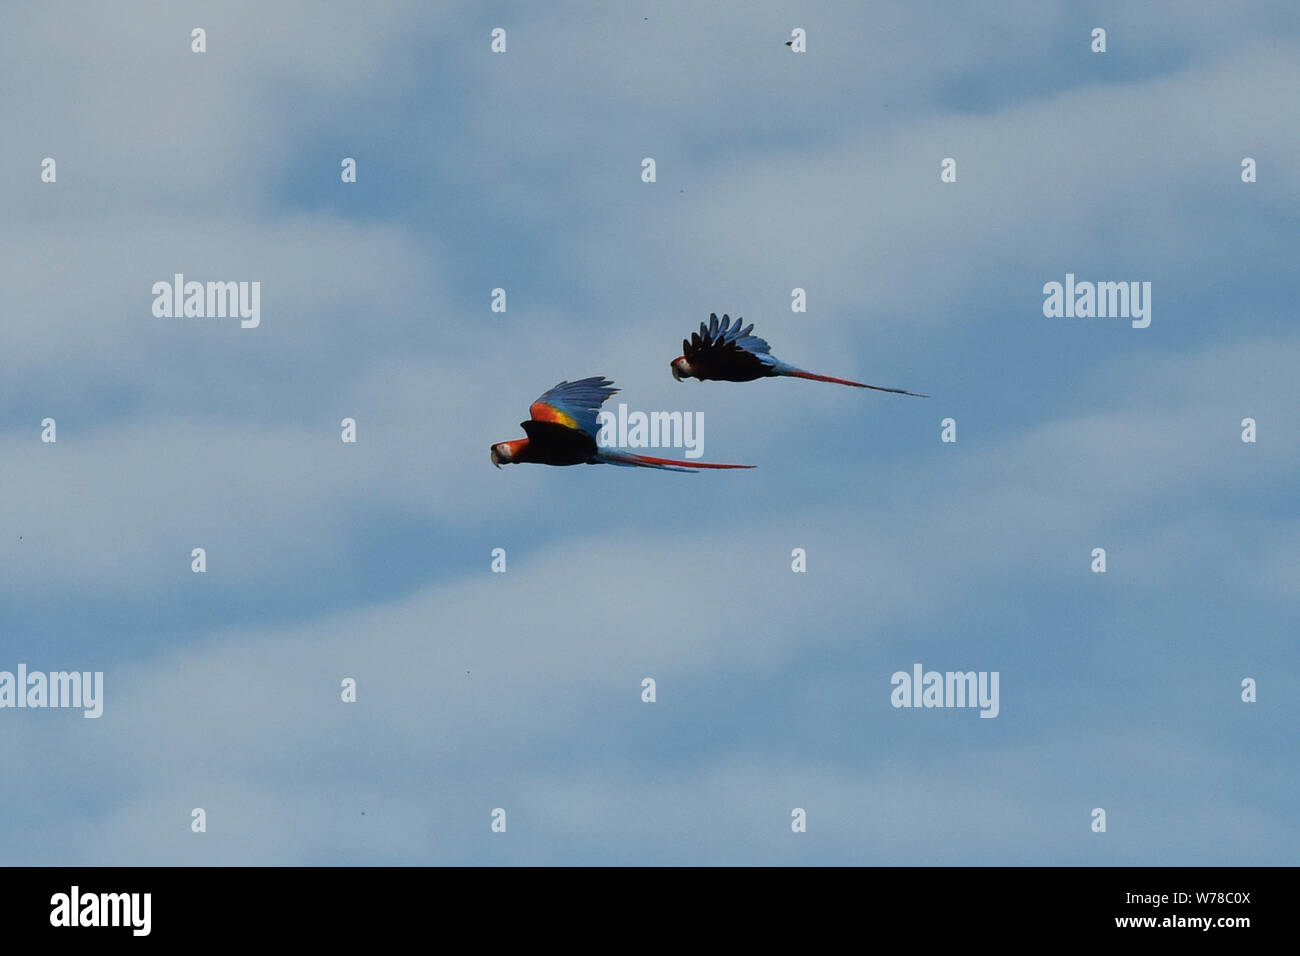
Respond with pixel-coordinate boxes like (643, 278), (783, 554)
(528, 402), (579, 429)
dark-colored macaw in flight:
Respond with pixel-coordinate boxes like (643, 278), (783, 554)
(490, 377), (754, 473)
(671, 313), (928, 396)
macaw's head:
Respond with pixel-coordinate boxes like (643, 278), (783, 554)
(490, 438), (529, 468)
(670, 356), (695, 381)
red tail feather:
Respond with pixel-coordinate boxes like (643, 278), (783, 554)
(601, 450), (754, 470)
(788, 369), (928, 396)
(630, 454), (752, 469)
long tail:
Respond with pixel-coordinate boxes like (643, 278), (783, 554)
(596, 450), (755, 473)
(785, 368), (928, 397)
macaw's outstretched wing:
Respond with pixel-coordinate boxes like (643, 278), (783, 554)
(682, 313), (775, 374)
(528, 377), (619, 438)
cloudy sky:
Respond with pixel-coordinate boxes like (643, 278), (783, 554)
(2, 1), (1296, 865)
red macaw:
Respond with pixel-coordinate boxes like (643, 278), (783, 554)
(671, 313), (928, 396)
(490, 377), (754, 473)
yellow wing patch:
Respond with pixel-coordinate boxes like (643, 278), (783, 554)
(528, 402), (579, 429)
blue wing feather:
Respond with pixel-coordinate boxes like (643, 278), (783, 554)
(697, 314), (773, 357)
(530, 377), (618, 438)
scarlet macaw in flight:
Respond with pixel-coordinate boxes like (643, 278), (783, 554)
(490, 377), (754, 473)
(670, 313), (927, 396)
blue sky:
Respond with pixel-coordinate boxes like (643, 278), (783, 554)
(1, 0), (1296, 864)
